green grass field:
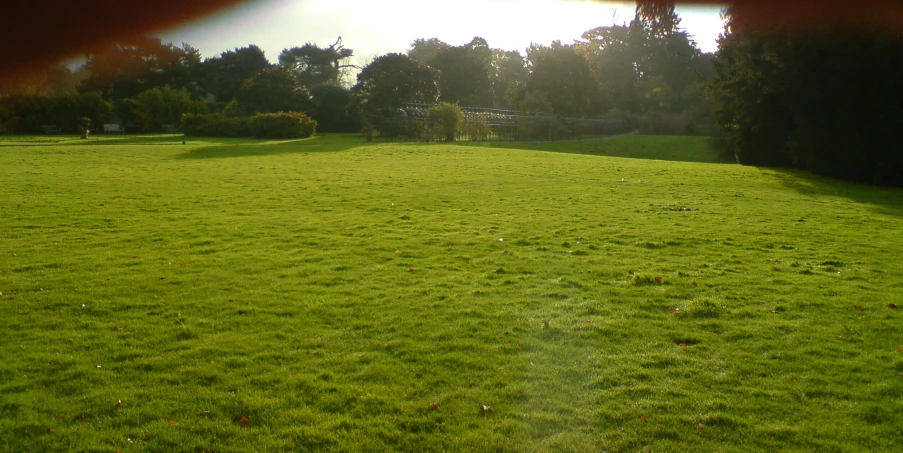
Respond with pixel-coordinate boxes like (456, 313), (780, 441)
(1, 133), (902, 452)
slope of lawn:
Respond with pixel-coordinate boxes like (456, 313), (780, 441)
(1, 133), (901, 452)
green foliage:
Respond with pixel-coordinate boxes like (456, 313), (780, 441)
(705, 8), (903, 185)
(234, 68), (312, 115)
(199, 45), (271, 103)
(278, 38), (354, 88)
(518, 90), (553, 115)
(250, 112), (317, 139)
(0, 92), (113, 133)
(131, 86), (208, 132)
(181, 113), (252, 137)
(350, 53), (439, 117)
(526, 42), (596, 116)
(431, 37), (494, 107)
(79, 37), (202, 101)
(309, 85), (359, 133)
(181, 112), (316, 139)
(426, 102), (464, 141)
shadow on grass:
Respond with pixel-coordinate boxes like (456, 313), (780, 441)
(174, 134), (366, 159)
(468, 134), (724, 164)
(763, 168), (903, 217)
(0, 133), (189, 147)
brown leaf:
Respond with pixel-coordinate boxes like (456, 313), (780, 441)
(640, 415), (647, 421)
(180, 263), (186, 267)
(429, 403), (439, 410)
(238, 416), (249, 426)
(75, 413), (85, 420)
(654, 276), (662, 283)
(58, 413), (66, 418)
(115, 399), (122, 408)
(10, 253), (16, 257)
(168, 419), (177, 424)
(543, 320), (549, 328)
(889, 304), (898, 309)
(697, 423), (705, 429)
(514, 345), (521, 350)
(856, 306), (864, 311)
(409, 267), (416, 271)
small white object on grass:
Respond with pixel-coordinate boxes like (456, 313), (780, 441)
(498, 238), (504, 242)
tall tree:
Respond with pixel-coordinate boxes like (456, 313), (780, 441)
(407, 38), (450, 66)
(278, 37), (356, 89)
(430, 37), (493, 106)
(490, 49), (528, 109)
(200, 45), (271, 103)
(79, 37), (198, 101)
(350, 53), (439, 116)
(233, 67), (312, 115)
(706, 6), (903, 185)
(525, 42), (596, 116)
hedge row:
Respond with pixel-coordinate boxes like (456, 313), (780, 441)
(181, 112), (317, 139)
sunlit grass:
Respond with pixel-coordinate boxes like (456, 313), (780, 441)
(1, 134), (901, 452)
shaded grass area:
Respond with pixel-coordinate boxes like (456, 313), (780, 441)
(1, 134), (902, 452)
(474, 134), (721, 163)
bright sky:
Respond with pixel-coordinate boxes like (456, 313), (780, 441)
(159, 0), (725, 66)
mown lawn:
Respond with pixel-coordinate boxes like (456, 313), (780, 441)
(1, 133), (901, 452)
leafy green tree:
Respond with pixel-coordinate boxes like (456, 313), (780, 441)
(706, 6), (903, 185)
(491, 49), (528, 109)
(80, 37), (199, 101)
(350, 53), (439, 116)
(233, 67), (312, 115)
(200, 45), (271, 103)
(525, 42), (596, 116)
(309, 85), (359, 132)
(426, 102), (464, 141)
(131, 86), (207, 132)
(278, 37), (356, 88)
(407, 38), (450, 65)
(430, 37), (493, 106)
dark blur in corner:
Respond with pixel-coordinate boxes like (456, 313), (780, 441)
(1, 0), (901, 82)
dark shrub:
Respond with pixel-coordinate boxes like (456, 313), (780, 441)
(250, 112), (317, 139)
(181, 111), (315, 139)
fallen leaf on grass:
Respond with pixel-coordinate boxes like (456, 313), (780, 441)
(395, 250), (400, 255)
(657, 424), (663, 428)
(75, 413), (85, 420)
(697, 424), (705, 429)
(640, 415), (647, 421)
(856, 306), (864, 311)
(691, 281), (697, 286)
(180, 263), (186, 267)
(655, 276), (662, 283)
(168, 419), (177, 424)
(889, 304), (898, 309)
(515, 345), (521, 350)
(115, 399), (122, 408)
(429, 403), (439, 410)
(409, 267), (416, 271)
(58, 413), (66, 418)
(543, 320), (550, 328)
(238, 416), (250, 426)
(10, 253), (16, 257)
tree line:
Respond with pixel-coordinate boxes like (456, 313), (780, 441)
(0, 2), (712, 137)
(705, 6), (903, 186)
